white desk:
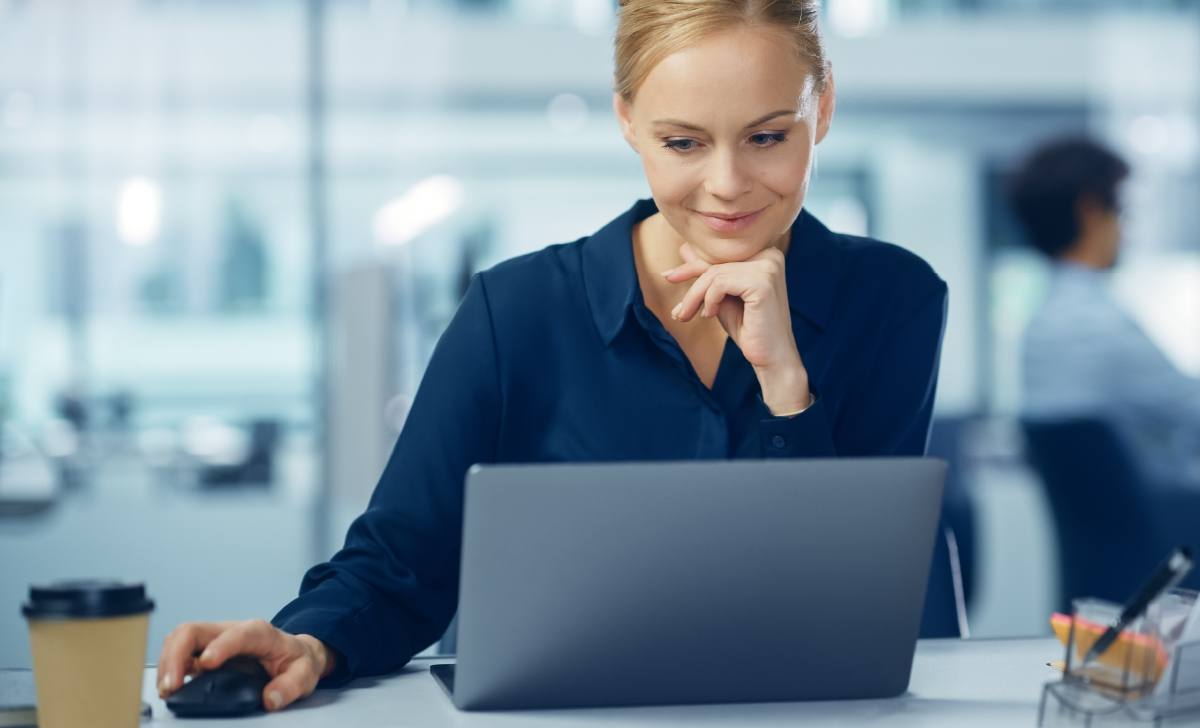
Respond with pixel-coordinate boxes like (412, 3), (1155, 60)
(140, 637), (1063, 727)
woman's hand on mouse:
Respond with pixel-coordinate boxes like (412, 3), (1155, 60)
(663, 243), (812, 415)
(157, 619), (330, 712)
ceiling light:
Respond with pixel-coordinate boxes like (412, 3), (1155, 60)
(372, 175), (465, 246)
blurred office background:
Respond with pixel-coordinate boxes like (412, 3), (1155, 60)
(2, 0), (1200, 667)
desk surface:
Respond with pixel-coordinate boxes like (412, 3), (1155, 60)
(140, 637), (1063, 727)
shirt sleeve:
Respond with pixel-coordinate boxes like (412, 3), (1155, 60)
(757, 391), (836, 458)
(272, 275), (503, 687)
(844, 278), (947, 456)
(766, 276), (947, 459)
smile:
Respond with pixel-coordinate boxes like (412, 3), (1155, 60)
(696, 206), (767, 233)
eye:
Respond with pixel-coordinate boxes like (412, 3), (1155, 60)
(663, 138), (699, 152)
(749, 132), (787, 147)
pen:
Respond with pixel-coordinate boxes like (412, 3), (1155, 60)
(1083, 547), (1194, 664)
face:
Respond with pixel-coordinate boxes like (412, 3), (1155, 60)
(1095, 207), (1121, 268)
(1074, 192), (1123, 269)
(614, 27), (835, 264)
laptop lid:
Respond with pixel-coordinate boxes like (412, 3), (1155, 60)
(450, 457), (946, 710)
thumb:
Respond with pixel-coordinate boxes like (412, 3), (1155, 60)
(261, 656), (319, 712)
(679, 243), (714, 270)
(663, 243), (711, 283)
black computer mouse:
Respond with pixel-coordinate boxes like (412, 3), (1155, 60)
(165, 656), (269, 718)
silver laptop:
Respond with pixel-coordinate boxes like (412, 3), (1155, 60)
(431, 457), (946, 710)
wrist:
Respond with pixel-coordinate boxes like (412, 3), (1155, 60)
(755, 360), (811, 416)
(296, 634), (331, 678)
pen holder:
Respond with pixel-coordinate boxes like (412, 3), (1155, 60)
(1040, 590), (1200, 726)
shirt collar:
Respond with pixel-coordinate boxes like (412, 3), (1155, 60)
(1053, 260), (1111, 282)
(582, 198), (836, 347)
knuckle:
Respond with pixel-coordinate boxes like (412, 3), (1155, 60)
(248, 618), (272, 632)
(172, 623), (195, 641)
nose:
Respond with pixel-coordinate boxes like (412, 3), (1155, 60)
(703, 146), (753, 201)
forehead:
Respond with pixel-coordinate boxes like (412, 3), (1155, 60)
(633, 27), (815, 120)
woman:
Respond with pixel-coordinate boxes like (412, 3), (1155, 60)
(158, 0), (946, 711)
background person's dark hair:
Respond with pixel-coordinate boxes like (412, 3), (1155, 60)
(1007, 138), (1130, 258)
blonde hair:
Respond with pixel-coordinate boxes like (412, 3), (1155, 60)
(614, 0), (828, 105)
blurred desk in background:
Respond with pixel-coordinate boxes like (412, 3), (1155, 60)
(141, 638), (1061, 727)
(0, 452), (316, 670)
(0, 450), (56, 518)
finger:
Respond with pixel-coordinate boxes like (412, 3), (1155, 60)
(674, 266), (722, 322)
(661, 243), (710, 283)
(184, 656), (204, 680)
(679, 242), (705, 266)
(747, 244), (786, 265)
(198, 619), (280, 672)
(158, 623), (225, 696)
(158, 623), (220, 694)
(662, 259), (708, 283)
(701, 271), (754, 319)
(715, 296), (745, 339)
(261, 655), (320, 712)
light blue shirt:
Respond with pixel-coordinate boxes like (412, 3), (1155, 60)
(1023, 261), (1200, 484)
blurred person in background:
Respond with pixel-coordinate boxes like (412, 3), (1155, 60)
(153, 0), (947, 712)
(1013, 138), (1200, 484)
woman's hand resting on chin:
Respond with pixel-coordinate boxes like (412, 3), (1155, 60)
(663, 243), (813, 416)
(157, 619), (330, 712)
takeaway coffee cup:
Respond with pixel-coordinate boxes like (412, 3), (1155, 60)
(23, 581), (154, 728)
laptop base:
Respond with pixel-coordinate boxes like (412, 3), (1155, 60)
(430, 663), (456, 702)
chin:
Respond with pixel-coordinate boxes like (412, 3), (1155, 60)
(692, 231), (777, 263)
(684, 203), (798, 261)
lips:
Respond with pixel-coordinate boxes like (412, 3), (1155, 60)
(696, 207), (766, 233)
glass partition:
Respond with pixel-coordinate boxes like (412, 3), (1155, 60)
(0, 0), (317, 668)
(3, 0), (1200, 669)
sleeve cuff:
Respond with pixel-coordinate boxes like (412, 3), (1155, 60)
(320, 647), (340, 680)
(757, 391), (836, 458)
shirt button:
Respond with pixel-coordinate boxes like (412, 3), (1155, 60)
(772, 435), (786, 449)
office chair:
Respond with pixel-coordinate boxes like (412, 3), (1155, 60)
(920, 417), (976, 639)
(1022, 418), (1200, 612)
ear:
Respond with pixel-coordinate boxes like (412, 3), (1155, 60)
(613, 92), (639, 153)
(814, 64), (836, 146)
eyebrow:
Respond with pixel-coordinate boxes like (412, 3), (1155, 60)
(744, 109), (797, 128)
(650, 109), (797, 132)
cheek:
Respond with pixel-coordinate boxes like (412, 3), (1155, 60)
(639, 141), (816, 209)
(756, 145), (813, 200)
(640, 153), (703, 204)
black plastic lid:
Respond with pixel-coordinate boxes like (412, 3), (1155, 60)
(22, 581), (154, 620)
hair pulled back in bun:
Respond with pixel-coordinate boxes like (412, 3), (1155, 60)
(614, 0), (828, 104)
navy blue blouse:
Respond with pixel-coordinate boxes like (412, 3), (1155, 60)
(273, 199), (948, 686)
